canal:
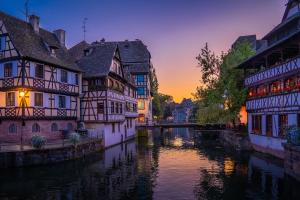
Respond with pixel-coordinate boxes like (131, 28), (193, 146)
(0, 128), (300, 200)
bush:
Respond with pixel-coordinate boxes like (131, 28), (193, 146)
(69, 132), (80, 146)
(285, 125), (300, 145)
(31, 135), (46, 149)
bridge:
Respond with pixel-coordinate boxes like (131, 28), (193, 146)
(137, 122), (226, 130)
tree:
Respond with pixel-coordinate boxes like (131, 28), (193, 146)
(194, 42), (254, 125)
(196, 43), (222, 87)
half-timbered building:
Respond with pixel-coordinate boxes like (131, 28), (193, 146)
(117, 40), (153, 125)
(69, 41), (137, 147)
(238, 0), (300, 158)
(0, 12), (81, 142)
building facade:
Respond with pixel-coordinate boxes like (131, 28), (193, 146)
(0, 12), (81, 142)
(172, 98), (194, 123)
(117, 41), (153, 125)
(69, 41), (138, 147)
(238, 0), (300, 158)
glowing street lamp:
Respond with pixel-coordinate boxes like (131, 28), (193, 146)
(19, 90), (25, 98)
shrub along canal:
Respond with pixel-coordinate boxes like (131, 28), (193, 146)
(0, 128), (300, 200)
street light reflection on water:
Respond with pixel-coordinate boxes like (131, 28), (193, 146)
(0, 128), (300, 199)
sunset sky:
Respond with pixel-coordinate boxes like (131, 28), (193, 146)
(1, 0), (286, 102)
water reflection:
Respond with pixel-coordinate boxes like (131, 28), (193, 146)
(0, 128), (300, 199)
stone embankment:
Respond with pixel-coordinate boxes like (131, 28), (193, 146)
(219, 130), (253, 151)
(0, 139), (103, 168)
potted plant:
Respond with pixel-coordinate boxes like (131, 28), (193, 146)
(285, 125), (300, 145)
(31, 135), (46, 149)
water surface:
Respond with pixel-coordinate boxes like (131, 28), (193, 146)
(0, 128), (300, 200)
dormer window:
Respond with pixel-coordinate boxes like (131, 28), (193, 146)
(50, 48), (56, 56)
(84, 48), (92, 56)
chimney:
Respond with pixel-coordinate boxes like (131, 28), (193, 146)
(29, 15), (40, 33)
(53, 29), (66, 47)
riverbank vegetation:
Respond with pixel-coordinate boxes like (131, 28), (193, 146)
(194, 42), (254, 126)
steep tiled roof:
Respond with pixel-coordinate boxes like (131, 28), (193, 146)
(0, 12), (80, 72)
(76, 42), (117, 77)
(69, 40), (152, 74)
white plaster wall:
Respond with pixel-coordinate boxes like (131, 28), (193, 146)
(288, 113), (297, 126)
(262, 115), (266, 135)
(249, 134), (286, 151)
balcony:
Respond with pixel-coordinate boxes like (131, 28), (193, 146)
(245, 55), (300, 87)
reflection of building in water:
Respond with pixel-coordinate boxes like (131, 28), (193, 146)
(247, 155), (286, 199)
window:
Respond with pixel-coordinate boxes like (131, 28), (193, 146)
(97, 102), (104, 114)
(279, 114), (288, 138)
(270, 81), (283, 93)
(116, 102), (119, 114)
(58, 96), (66, 108)
(34, 93), (43, 107)
(6, 92), (15, 106)
(67, 123), (73, 131)
(136, 75), (145, 83)
(266, 115), (273, 137)
(137, 87), (146, 96)
(51, 123), (58, 132)
(252, 115), (262, 134)
(4, 63), (12, 77)
(75, 74), (79, 85)
(138, 100), (145, 110)
(138, 114), (145, 123)
(120, 103), (123, 114)
(112, 123), (115, 133)
(32, 123), (40, 133)
(0, 36), (5, 50)
(35, 64), (44, 79)
(130, 119), (132, 128)
(111, 102), (114, 113)
(285, 77), (296, 91)
(8, 124), (17, 134)
(61, 70), (68, 83)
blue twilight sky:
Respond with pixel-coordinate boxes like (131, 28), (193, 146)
(1, 0), (286, 102)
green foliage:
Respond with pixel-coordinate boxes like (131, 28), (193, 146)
(31, 135), (46, 149)
(152, 93), (174, 120)
(69, 132), (81, 146)
(195, 42), (254, 125)
(150, 68), (159, 96)
(285, 125), (300, 145)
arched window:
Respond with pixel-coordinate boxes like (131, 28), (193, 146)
(8, 124), (17, 134)
(67, 123), (73, 131)
(32, 123), (40, 133)
(51, 123), (58, 132)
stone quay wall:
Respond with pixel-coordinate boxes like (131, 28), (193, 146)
(0, 139), (103, 168)
(219, 130), (253, 151)
(284, 144), (300, 181)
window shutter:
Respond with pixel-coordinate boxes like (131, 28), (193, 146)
(0, 63), (3, 78)
(68, 72), (72, 84)
(12, 61), (17, 77)
(0, 37), (5, 50)
(43, 93), (48, 107)
(66, 96), (70, 108)
(57, 69), (61, 82)
(29, 62), (35, 77)
(55, 95), (59, 108)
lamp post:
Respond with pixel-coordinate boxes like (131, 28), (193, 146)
(19, 90), (26, 150)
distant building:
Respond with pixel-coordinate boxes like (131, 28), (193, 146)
(172, 99), (194, 123)
(238, 0), (300, 158)
(0, 12), (81, 142)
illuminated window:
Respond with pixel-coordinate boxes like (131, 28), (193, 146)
(138, 100), (145, 110)
(138, 114), (145, 123)
(137, 87), (146, 95)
